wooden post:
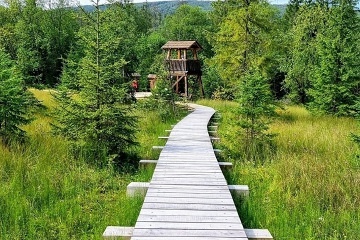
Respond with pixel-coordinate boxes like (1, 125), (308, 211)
(198, 75), (204, 97)
(192, 49), (198, 60)
(176, 76), (179, 93)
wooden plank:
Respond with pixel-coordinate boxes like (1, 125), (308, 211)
(135, 222), (243, 230)
(136, 215), (242, 224)
(142, 202), (237, 211)
(138, 209), (240, 217)
(148, 184), (228, 189)
(131, 237), (247, 240)
(132, 229), (247, 238)
(103, 226), (133, 239)
(145, 192), (232, 199)
(144, 197), (234, 205)
(244, 229), (273, 240)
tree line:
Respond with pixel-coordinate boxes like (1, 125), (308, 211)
(1, 0), (359, 164)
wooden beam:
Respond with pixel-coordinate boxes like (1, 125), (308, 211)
(171, 75), (185, 89)
(218, 161), (232, 170)
(245, 229), (273, 240)
(228, 185), (250, 197)
(139, 160), (232, 169)
(152, 146), (164, 150)
(103, 226), (133, 239)
(210, 137), (220, 142)
(139, 160), (158, 168)
(127, 182), (247, 197)
(158, 136), (169, 139)
(103, 227), (272, 240)
(126, 182), (149, 196)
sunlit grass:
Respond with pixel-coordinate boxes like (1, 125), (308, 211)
(198, 100), (360, 239)
(0, 90), (185, 239)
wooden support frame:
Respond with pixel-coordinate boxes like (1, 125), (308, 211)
(103, 227), (273, 239)
(127, 182), (247, 197)
(139, 160), (233, 170)
(228, 185), (250, 197)
(103, 226), (133, 239)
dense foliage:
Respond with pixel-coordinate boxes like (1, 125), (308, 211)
(0, 49), (36, 144)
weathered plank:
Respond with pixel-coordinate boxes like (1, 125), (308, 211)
(136, 215), (242, 223)
(245, 229), (273, 240)
(132, 229), (247, 238)
(130, 104), (249, 240)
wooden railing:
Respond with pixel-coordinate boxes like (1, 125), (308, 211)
(165, 59), (201, 74)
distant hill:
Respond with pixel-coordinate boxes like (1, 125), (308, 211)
(137, 1), (213, 15)
(80, 1), (288, 16)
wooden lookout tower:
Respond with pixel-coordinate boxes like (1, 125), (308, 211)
(161, 40), (204, 97)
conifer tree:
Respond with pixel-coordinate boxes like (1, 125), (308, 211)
(54, 0), (137, 166)
(0, 49), (35, 144)
(237, 69), (276, 162)
(309, 0), (360, 115)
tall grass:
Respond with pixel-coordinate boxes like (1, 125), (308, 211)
(0, 89), (185, 239)
(198, 100), (360, 240)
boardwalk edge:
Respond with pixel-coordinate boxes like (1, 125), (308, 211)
(102, 226), (273, 239)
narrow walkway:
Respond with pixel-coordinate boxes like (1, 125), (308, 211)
(131, 104), (247, 240)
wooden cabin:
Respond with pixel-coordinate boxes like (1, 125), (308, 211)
(161, 40), (204, 97)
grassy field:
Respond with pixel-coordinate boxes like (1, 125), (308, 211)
(0, 89), (184, 239)
(2, 93), (359, 239)
(198, 99), (360, 240)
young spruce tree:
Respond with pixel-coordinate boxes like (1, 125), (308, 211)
(54, 0), (137, 167)
(0, 49), (35, 144)
(237, 70), (276, 163)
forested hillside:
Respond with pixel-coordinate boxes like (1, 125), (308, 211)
(1, 0), (360, 238)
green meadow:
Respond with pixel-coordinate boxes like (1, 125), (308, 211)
(0, 89), (180, 239)
(1, 92), (359, 239)
(199, 99), (360, 240)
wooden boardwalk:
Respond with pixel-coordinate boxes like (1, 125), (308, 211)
(131, 104), (248, 240)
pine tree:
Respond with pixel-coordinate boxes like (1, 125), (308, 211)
(237, 69), (276, 162)
(0, 49), (35, 144)
(54, 0), (137, 166)
(308, 0), (360, 115)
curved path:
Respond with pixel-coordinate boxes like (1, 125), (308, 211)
(131, 104), (247, 240)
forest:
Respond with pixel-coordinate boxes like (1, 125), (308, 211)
(0, 0), (360, 239)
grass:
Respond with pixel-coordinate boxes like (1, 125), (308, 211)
(3, 91), (358, 239)
(0, 89), (186, 239)
(198, 99), (360, 240)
